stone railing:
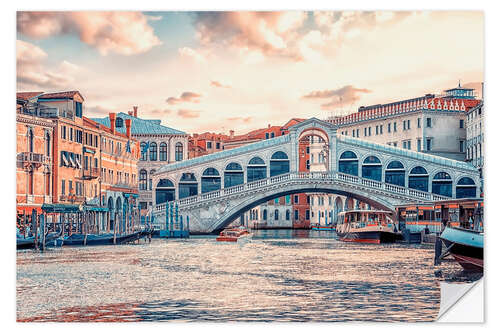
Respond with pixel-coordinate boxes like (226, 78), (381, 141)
(154, 171), (452, 214)
(17, 152), (51, 165)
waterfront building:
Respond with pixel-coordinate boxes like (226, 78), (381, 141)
(92, 108), (188, 214)
(328, 84), (480, 161)
(189, 132), (228, 158)
(16, 90), (141, 232)
(16, 92), (54, 217)
(465, 101), (484, 182)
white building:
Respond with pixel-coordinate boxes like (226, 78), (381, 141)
(465, 101), (484, 186)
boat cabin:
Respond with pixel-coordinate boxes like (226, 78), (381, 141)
(338, 210), (394, 229)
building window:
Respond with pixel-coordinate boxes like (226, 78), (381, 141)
(139, 169), (147, 190)
(216, 142), (220, 149)
(271, 132), (275, 138)
(426, 138), (432, 151)
(265, 133), (269, 139)
(376, 126), (379, 135)
(388, 123), (391, 133)
(61, 179), (65, 195)
(417, 139), (421, 152)
(362, 156), (382, 181)
(459, 140), (464, 153)
(159, 142), (167, 161)
(207, 141), (212, 149)
(306, 195), (310, 204)
(274, 209), (279, 220)
(149, 142), (157, 161)
(140, 142), (147, 161)
(247, 157), (266, 183)
(418, 118), (421, 128)
(294, 209), (299, 220)
(393, 122), (397, 132)
(460, 119), (464, 129)
(385, 161), (405, 187)
(368, 127), (371, 136)
(364, 128), (367, 136)
(432, 172), (452, 197)
(27, 128), (34, 153)
(285, 210), (290, 221)
(356, 129), (359, 137)
(175, 142), (183, 161)
(263, 209), (267, 220)
(338, 151), (358, 176)
(426, 117), (432, 128)
(403, 120), (406, 131)
(379, 125), (383, 135)
(45, 132), (50, 157)
(407, 120), (410, 130)
(305, 209), (310, 220)
(409, 166), (429, 192)
(224, 162), (244, 188)
(294, 195), (298, 204)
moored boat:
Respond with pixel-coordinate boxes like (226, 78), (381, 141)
(216, 226), (251, 242)
(439, 226), (483, 271)
(336, 210), (402, 244)
(311, 224), (336, 231)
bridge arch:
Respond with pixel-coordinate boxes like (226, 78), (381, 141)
(361, 155), (382, 181)
(201, 167), (222, 193)
(384, 160), (406, 187)
(224, 162), (244, 188)
(211, 183), (397, 232)
(338, 150), (359, 176)
(156, 178), (175, 204)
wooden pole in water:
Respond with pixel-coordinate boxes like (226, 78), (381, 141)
(113, 212), (117, 245)
(40, 214), (46, 252)
(33, 209), (38, 251)
(83, 212), (87, 246)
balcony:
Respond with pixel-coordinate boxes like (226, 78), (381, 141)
(17, 152), (51, 169)
(80, 167), (100, 180)
(59, 194), (85, 203)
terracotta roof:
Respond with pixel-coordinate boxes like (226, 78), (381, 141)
(38, 91), (84, 100)
(17, 92), (44, 100)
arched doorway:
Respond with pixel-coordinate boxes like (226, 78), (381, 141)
(179, 173), (198, 199)
(201, 168), (221, 193)
(247, 157), (266, 182)
(270, 151), (290, 176)
(298, 128), (330, 173)
(116, 197), (122, 233)
(107, 197), (114, 231)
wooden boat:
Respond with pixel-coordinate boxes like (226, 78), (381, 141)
(17, 232), (61, 250)
(439, 226), (483, 272)
(336, 210), (402, 244)
(216, 227), (251, 242)
(311, 224), (336, 231)
(58, 228), (153, 246)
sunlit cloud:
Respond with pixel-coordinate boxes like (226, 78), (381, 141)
(226, 116), (252, 123)
(177, 109), (201, 118)
(17, 11), (162, 55)
(166, 92), (202, 105)
(303, 85), (372, 110)
(210, 80), (231, 88)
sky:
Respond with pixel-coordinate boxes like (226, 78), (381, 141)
(16, 11), (484, 135)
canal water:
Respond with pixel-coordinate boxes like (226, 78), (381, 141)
(16, 230), (473, 322)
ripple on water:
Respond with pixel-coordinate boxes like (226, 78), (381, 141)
(16, 230), (474, 322)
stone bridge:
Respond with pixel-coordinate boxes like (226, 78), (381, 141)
(151, 118), (480, 233)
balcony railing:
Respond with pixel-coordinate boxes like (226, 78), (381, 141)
(17, 152), (51, 165)
(80, 167), (100, 180)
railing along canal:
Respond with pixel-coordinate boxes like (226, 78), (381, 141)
(154, 171), (450, 214)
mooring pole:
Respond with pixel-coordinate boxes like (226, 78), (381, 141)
(32, 209), (38, 251)
(40, 214), (45, 252)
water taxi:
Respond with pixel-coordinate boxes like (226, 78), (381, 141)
(336, 210), (402, 244)
(216, 226), (252, 242)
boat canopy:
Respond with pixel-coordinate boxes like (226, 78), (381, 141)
(41, 203), (81, 213)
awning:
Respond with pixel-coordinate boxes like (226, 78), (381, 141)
(75, 156), (82, 169)
(17, 206), (42, 214)
(84, 206), (109, 212)
(62, 153), (69, 166)
(41, 203), (81, 213)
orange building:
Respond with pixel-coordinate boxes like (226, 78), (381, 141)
(16, 91), (140, 233)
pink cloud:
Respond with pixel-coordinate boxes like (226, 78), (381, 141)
(166, 92), (202, 105)
(17, 39), (81, 90)
(193, 11), (308, 60)
(226, 116), (252, 123)
(303, 85), (372, 110)
(177, 109), (201, 119)
(17, 11), (162, 55)
(210, 80), (231, 88)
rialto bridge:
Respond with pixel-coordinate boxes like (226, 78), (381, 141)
(150, 118), (480, 233)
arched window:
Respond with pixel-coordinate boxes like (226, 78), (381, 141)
(338, 151), (358, 176)
(362, 156), (382, 181)
(179, 173), (197, 199)
(247, 157), (266, 182)
(45, 132), (51, 157)
(156, 179), (175, 204)
(159, 142), (167, 161)
(274, 209), (279, 220)
(27, 128), (34, 153)
(140, 142), (147, 161)
(175, 142), (183, 161)
(456, 177), (476, 199)
(149, 169), (155, 190)
(224, 162), (244, 188)
(270, 151), (290, 177)
(285, 209), (290, 221)
(115, 117), (124, 128)
(149, 142), (157, 161)
(263, 209), (267, 220)
(409, 166), (429, 192)
(139, 169), (148, 190)
(432, 172), (452, 197)
(201, 167), (221, 193)
(385, 161), (405, 186)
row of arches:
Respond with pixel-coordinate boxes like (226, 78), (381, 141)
(338, 151), (476, 198)
(250, 208), (292, 221)
(155, 151), (290, 203)
(140, 141), (184, 162)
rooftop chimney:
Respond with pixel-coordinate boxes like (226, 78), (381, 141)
(125, 119), (132, 138)
(128, 111), (133, 116)
(133, 106), (138, 118)
(109, 113), (116, 135)
(268, 124), (271, 128)
(230, 130), (234, 139)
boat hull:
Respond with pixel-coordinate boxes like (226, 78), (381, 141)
(337, 231), (401, 244)
(311, 225), (336, 231)
(440, 227), (483, 272)
(60, 230), (150, 246)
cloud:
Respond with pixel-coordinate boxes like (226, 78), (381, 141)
(178, 47), (208, 63)
(17, 39), (82, 90)
(17, 11), (162, 55)
(177, 109), (201, 119)
(303, 85), (372, 110)
(192, 11), (308, 60)
(210, 80), (231, 88)
(226, 116), (252, 123)
(86, 105), (114, 116)
(149, 108), (173, 116)
(166, 91), (202, 105)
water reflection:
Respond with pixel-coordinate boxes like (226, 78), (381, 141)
(17, 230), (467, 322)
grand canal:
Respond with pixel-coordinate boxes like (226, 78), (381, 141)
(17, 230), (469, 322)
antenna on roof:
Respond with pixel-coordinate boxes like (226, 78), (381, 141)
(458, 79), (461, 88)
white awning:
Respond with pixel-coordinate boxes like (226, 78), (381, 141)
(62, 153), (69, 167)
(75, 156), (82, 169)
(68, 154), (76, 168)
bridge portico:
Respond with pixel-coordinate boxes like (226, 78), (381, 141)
(151, 118), (480, 233)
